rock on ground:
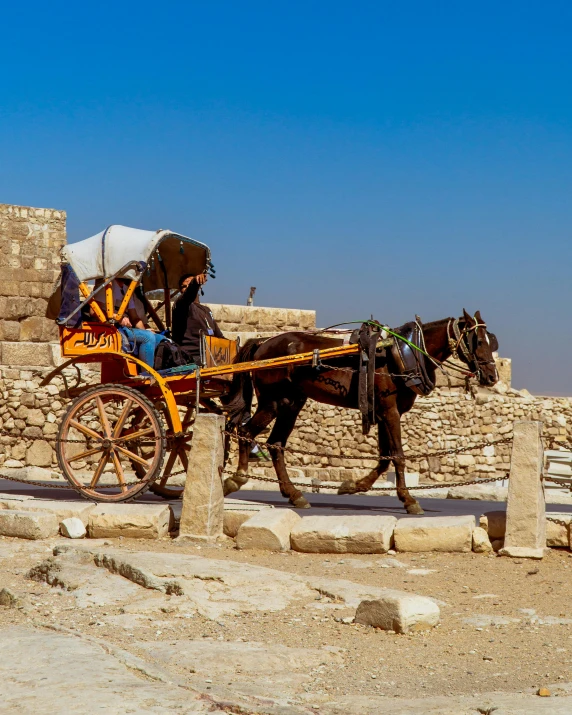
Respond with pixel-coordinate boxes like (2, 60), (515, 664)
(223, 499), (274, 538)
(0, 510), (59, 540)
(236, 508), (301, 551)
(87, 503), (172, 539)
(472, 526), (493, 553)
(290, 515), (396, 554)
(354, 591), (440, 633)
(60, 517), (86, 539)
(394, 515), (475, 553)
(1, 498), (95, 526)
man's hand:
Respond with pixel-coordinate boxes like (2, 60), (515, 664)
(195, 273), (208, 286)
(120, 316), (132, 327)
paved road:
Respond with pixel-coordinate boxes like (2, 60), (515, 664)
(227, 489), (572, 520)
(2, 478), (572, 521)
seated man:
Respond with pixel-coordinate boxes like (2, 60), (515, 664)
(96, 279), (165, 373)
(172, 273), (224, 364)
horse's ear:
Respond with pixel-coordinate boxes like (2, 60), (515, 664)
(462, 308), (472, 324)
(474, 309), (483, 323)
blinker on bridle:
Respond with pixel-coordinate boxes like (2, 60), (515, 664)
(447, 317), (497, 380)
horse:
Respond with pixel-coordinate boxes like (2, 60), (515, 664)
(221, 310), (498, 514)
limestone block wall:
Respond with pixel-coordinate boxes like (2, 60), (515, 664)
(205, 303), (316, 344)
(0, 204), (66, 367)
(276, 383), (564, 483)
(0, 364), (99, 469)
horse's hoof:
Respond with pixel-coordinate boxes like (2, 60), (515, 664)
(406, 503), (424, 515)
(292, 496), (311, 509)
(338, 480), (358, 495)
(223, 478), (239, 496)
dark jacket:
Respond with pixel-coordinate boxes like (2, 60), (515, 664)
(172, 280), (224, 359)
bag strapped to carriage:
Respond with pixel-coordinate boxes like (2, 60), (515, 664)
(390, 318), (435, 397)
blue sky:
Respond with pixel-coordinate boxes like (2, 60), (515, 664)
(1, 1), (571, 393)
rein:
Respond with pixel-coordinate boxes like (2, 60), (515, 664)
(315, 316), (496, 383)
(319, 319), (482, 380)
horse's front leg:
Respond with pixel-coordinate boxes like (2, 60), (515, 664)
(338, 423), (391, 495)
(223, 403), (276, 496)
(385, 408), (423, 515)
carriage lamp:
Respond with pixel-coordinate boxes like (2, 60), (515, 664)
(179, 241), (184, 254)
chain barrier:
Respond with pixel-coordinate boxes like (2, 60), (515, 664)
(548, 439), (572, 452)
(4, 417), (570, 498)
(221, 467), (509, 492)
(546, 515), (572, 528)
(223, 429), (514, 462)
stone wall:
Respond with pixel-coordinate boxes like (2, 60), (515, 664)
(0, 364), (99, 469)
(0, 204), (66, 367)
(274, 383), (569, 484)
(205, 303), (316, 344)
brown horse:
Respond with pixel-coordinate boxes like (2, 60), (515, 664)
(222, 310), (498, 514)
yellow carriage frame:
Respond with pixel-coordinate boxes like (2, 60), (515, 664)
(46, 226), (360, 503)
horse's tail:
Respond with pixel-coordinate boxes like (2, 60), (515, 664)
(220, 338), (264, 427)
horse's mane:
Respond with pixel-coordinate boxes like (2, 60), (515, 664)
(421, 317), (454, 330)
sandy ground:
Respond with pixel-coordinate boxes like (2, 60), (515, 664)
(2, 534), (572, 710)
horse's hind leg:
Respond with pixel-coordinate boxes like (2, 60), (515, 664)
(338, 423), (391, 495)
(267, 395), (309, 509)
(223, 402), (276, 496)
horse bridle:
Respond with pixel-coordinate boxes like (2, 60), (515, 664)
(447, 318), (497, 380)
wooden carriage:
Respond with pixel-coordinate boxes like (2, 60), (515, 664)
(44, 225), (360, 502)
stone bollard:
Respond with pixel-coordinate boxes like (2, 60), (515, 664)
(500, 421), (546, 559)
(178, 413), (225, 541)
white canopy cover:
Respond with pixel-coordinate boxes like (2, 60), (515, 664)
(62, 225), (212, 292)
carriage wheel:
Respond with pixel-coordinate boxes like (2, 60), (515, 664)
(57, 384), (166, 502)
(149, 404), (196, 499)
(148, 434), (193, 498)
(147, 402), (230, 500)
(128, 405), (194, 499)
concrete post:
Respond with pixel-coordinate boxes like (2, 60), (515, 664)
(500, 421), (546, 559)
(178, 413), (225, 541)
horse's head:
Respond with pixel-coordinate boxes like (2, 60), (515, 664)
(452, 309), (499, 387)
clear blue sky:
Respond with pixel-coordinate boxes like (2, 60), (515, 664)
(1, 1), (571, 394)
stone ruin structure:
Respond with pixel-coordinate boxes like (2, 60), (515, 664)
(0, 202), (569, 486)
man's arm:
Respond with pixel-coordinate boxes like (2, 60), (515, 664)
(128, 308), (145, 329)
(177, 275), (203, 310)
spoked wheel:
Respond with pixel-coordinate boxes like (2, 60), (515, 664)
(144, 402), (230, 500)
(149, 405), (195, 499)
(57, 384), (166, 502)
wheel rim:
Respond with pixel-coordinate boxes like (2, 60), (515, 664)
(149, 433), (193, 498)
(58, 386), (165, 502)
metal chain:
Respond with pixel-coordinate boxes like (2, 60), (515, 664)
(0, 426), (156, 446)
(224, 430), (514, 461)
(546, 515), (571, 528)
(548, 439), (572, 452)
(221, 467), (508, 492)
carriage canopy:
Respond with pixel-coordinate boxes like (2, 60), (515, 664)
(62, 225), (213, 292)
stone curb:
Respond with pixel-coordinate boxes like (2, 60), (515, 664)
(0, 497), (173, 540)
(290, 515), (396, 554)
